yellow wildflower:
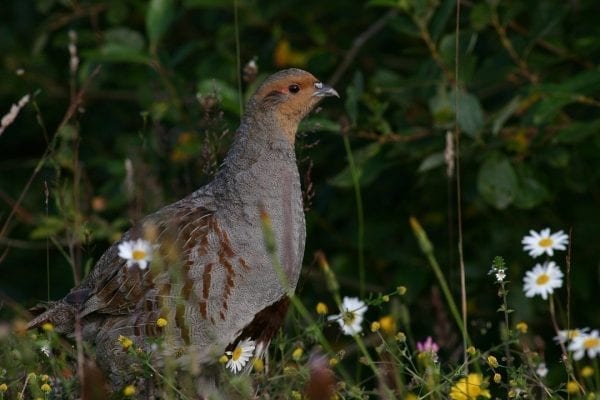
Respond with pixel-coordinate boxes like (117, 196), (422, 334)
(493, 373), (502, 383)
(566, 381), (580, 394)
(316, 302), (328, 315)
(381, 295), (390, 302)
(41, 323), (54, 333)
(581, 366), (594, 378)
(395, 331), (406, 342)
(40, 383), (51, 393)
(405, 393), (418, 400)
(123, 385), (136, 396)
(156, 317), (168, 328)
(487, 355), (499, 368)
(218, 355), (229, 364)
(371, 321), (381, 332)
(516, 321), (528, 333)
(449, 373), (491, 400)
(252, 357), (264, 372)
(466, 346), (477, 356)
(118, 335), (133, 350)
(397, 286), (407, 295)
(329, 357), (339, 367)
(292, 347), (304, 361)
(378, 315), (397, 335)
(0, 383), (7, 392)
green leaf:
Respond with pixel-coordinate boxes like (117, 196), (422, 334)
(492, 96), (521, 135)
(87, 28), (150, 64)
(513, 167), (550, 209)
(429, 85), (453, 128)
(477, 154), (518, 209)
(450, 89), (484, 137)
(329, 143), (383, 188)
(418, 152), (445, 173)
(554, 119), (600, 144)
(197, 79), (240, 116)
(470, 2), (491, 31)
(30, 216), (66, 239)
(299, 117), (340, 133)
(146, 0), (175, 51)
(345, 71), (364, 126)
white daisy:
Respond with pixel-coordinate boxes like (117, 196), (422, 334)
(225, 338), (256, 373)
(522, 261), (563, 300)
(327, 296), (367, 336)
(568, 330), (600, 361)
(521, 228), (569, 258)
(554, 328), (589, 344)
(118, 238), (153, 269)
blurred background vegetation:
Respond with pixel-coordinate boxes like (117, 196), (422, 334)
(1, 0), (599, 384)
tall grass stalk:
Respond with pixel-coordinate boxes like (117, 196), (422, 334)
(409, 217), (471, 352)
(342, 135), (365, 297)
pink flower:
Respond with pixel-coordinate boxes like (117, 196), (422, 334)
(417, 336), (439, 353)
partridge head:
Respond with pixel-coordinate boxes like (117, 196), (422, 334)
(27, 68), (338, 393)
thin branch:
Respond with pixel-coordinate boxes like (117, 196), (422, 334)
(329, 9), (397, 86)
(490, 8), (538, 84)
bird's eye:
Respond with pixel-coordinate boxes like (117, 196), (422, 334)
(288, 84), (300, 94)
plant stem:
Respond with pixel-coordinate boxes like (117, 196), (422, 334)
(342, 135), (365, 297)
(409, 217), (471, 349)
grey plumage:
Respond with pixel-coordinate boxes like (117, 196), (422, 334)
(27, 68), (338, 393)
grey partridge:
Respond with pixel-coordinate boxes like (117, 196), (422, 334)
(28, 68), (338, 390)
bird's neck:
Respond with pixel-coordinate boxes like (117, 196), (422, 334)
(219, 114), (298, 182)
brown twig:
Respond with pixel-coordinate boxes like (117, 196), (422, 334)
(354, 129), (430, 143)
(415, 19), (455, 83)
(490, 8), (539, 84)
(329, 9), (398, 86)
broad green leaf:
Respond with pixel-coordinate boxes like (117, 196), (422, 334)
(513, 167), (550, 209)
(477, 154), (518, 209)
(87, 28), (150, 64)
(146, 0), (175, 51)
(450, 89), (484, 137)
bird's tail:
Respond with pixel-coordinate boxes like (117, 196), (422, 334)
(26, 301), (77, 334)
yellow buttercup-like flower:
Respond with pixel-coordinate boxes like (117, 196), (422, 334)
(450, 373), (491, 400)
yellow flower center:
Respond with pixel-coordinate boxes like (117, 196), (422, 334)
(231, 346), (242, 361)
(538, 237), (553, 248)
(536, 273), (550, 285)
(132, 249), (146, 261)
(343, 311), (356, 325)
(583, 337), (600, 349)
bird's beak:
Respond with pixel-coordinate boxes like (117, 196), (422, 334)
(313, 83), (340, 98)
